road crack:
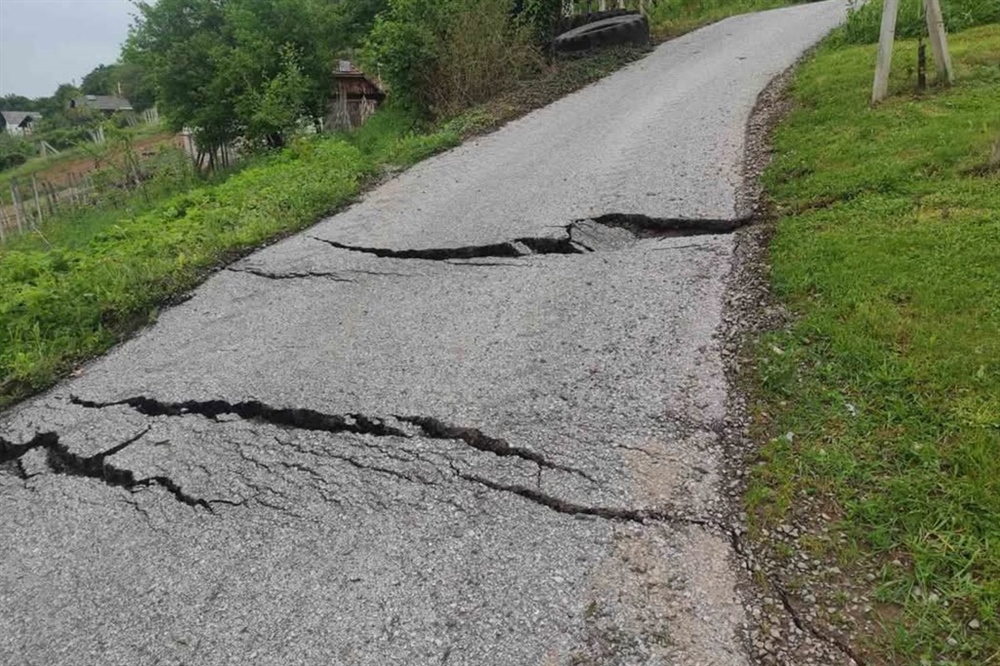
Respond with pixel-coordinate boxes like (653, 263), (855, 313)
(71, 396), (411, 438)
(0, 428), (233, 511)
(309, 215), (754, 262)
(310, 234), (588, 260)
(583, 214), (753, 238)
(226, 267), (357, 282)
(457, 471), (712, 527)
(396, 415), (596, 482)
(727, 529), (865, 665)
(71, 395), (594, 483)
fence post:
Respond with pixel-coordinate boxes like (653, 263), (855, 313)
(872, 0), (900, 103)
(31, 175), (45, 226)
(67, 173), (78, 207)
(10, 179), (26, 233)
(923, 0), (954, 84)
(44, 181), (59, 215)
(0, 191), (8, 243)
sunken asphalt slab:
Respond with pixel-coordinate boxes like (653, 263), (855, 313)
(0, 4), (846, 665)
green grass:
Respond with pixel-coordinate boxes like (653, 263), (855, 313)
(647, 0), (816, 38)
(749, 24), (1000, 665)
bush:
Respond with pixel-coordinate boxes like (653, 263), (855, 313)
(365, 0), (541, 117)
(37, 126), (93, 151)
(0, 133), (32, 173)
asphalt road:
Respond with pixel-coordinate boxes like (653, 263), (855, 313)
(1, 4), (845, 665)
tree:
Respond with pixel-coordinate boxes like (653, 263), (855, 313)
(0, 94), (38, 112)
(82, 62), (158, 112)
(81, 64), (117, 95)
(127, 0), (344, 151)
(125, 0), (234, 152)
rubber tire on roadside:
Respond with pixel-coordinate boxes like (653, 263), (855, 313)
(555, 9), (638, 34)
(552, 14), (650, 53)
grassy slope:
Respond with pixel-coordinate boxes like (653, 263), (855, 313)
(750, 24), (999, 664)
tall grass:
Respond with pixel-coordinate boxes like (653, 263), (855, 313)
(646, 0), (817, 36)
(840, 0), (1000, 44)
(433, 0), (542, 116)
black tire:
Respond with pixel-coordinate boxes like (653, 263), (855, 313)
(552, 14), (650, 53)
(555, 9), (639, 34)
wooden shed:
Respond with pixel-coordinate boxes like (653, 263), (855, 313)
(325, 61), (385, 131)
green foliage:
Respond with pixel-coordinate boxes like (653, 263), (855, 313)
(0, 133), (31, 172)
(0, 94), (38, 112)
(647, 0), (815, 37)
(751, 25), (1000, 663)
(81, 62), (157, 112)
(237, 46), (313, 147)
(127, 0), (341, 150)
(515, 0), (565, 41)
(364, 0), (540, 117)
(840, 0), (1000, 44)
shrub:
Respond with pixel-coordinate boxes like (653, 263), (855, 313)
(365, 0), (541, 117)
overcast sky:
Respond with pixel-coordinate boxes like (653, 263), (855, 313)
(0, 0), (136, 98)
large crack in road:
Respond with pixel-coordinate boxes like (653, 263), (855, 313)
(309, 214), (754, 263)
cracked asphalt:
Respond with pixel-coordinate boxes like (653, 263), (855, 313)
(0, 4), (846, 665)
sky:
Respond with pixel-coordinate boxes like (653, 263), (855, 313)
(0, 0), (136, 98)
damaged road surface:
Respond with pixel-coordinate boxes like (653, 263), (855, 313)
(0, 4), (846, 666)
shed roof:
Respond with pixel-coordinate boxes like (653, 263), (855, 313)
(71, 95), (133, 111)
(1, 110), (42, 127)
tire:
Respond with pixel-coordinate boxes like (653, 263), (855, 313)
(552, 14), (650, 53)
(555, 9), (639, 34)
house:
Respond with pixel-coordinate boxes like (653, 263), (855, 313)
(325, 61), (385, 131)
(0, 110), (42, 136)
(68, 94), (133, 116)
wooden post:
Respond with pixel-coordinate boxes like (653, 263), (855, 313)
(872, 0), (900, 104)
(31, 175), (44, 226)
(0, 191), (8, 244)
(10, 179), (26, 233)
(923, 0), (954, 84)
(45, 181), (59, 215)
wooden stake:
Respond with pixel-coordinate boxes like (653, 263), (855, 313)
(0, 192), (8, 244)
(45, 181), (60, 214)
(923, 0), (954, 84)
(10, 179), (26, 233)
(31, 175), (44, 225)
(872, 0), (900, 104)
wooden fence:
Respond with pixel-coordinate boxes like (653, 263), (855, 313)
(0, 173), (99, 244)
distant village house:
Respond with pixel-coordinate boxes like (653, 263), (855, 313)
(326, 61), (385, 131)
(0, 111), (43, 136)
(68, 94), (134, 116)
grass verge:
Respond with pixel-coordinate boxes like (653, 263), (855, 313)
(647, 0), (817, 38)
(749, 24), (999, 665)
(0, 46), (647, 410)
